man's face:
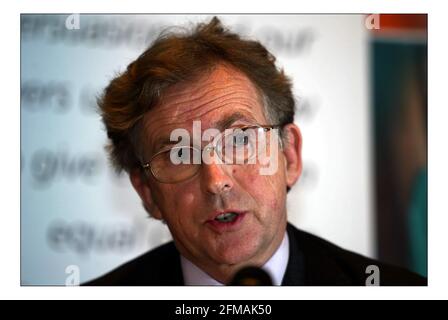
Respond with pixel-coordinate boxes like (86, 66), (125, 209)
(131, 64), (301, 280)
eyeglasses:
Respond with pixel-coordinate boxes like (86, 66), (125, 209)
(142, 125), (282, 184)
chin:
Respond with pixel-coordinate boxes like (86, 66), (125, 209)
(209, 239), (262, 266)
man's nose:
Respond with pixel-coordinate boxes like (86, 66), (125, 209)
(200, 162), (233, 195)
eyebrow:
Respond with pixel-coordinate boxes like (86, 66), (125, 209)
(152, 136), (183, 155)
(214, 111), (258, 131)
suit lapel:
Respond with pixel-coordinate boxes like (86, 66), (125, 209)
(282, 223), (352, 286)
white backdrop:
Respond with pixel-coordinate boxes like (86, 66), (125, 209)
(21, 14), (372, 285)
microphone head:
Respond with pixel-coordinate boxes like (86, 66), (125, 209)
(228, 266), (273, 286)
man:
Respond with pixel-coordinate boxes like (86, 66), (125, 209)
(86, 17), (426, 286)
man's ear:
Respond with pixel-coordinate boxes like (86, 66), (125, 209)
(129, 168), (163, 220)
(282, 123), (303, 188)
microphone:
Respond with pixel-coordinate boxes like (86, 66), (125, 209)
(228, 266), (273, 286)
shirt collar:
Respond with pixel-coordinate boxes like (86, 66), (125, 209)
(181, 231), (289, 285)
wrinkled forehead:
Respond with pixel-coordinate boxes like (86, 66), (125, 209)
(140, 64), (268, 154)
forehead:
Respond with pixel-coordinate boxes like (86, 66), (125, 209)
(141, 64), (268, 152)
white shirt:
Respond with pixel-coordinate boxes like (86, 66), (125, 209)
(181, 231), (290, 285)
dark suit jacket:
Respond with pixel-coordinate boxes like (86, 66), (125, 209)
(84, 223), (426, 286)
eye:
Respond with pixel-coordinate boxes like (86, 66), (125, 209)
(169, 146), (190, 162)
(232, 132), (249, 146)
(233, 134), (249, 146)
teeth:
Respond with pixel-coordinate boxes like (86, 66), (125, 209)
(215, 212), (238, 222)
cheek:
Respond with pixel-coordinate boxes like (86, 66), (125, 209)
(232, 165), (261, 185)
(157, 186), (196, 215)
(269, 196), (280, 211)
(176, 191), (195, 207)
(233, 166), (285, 210)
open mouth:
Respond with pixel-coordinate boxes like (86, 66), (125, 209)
(206, 211), (247, 231)
(214, 212), (239, 223)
